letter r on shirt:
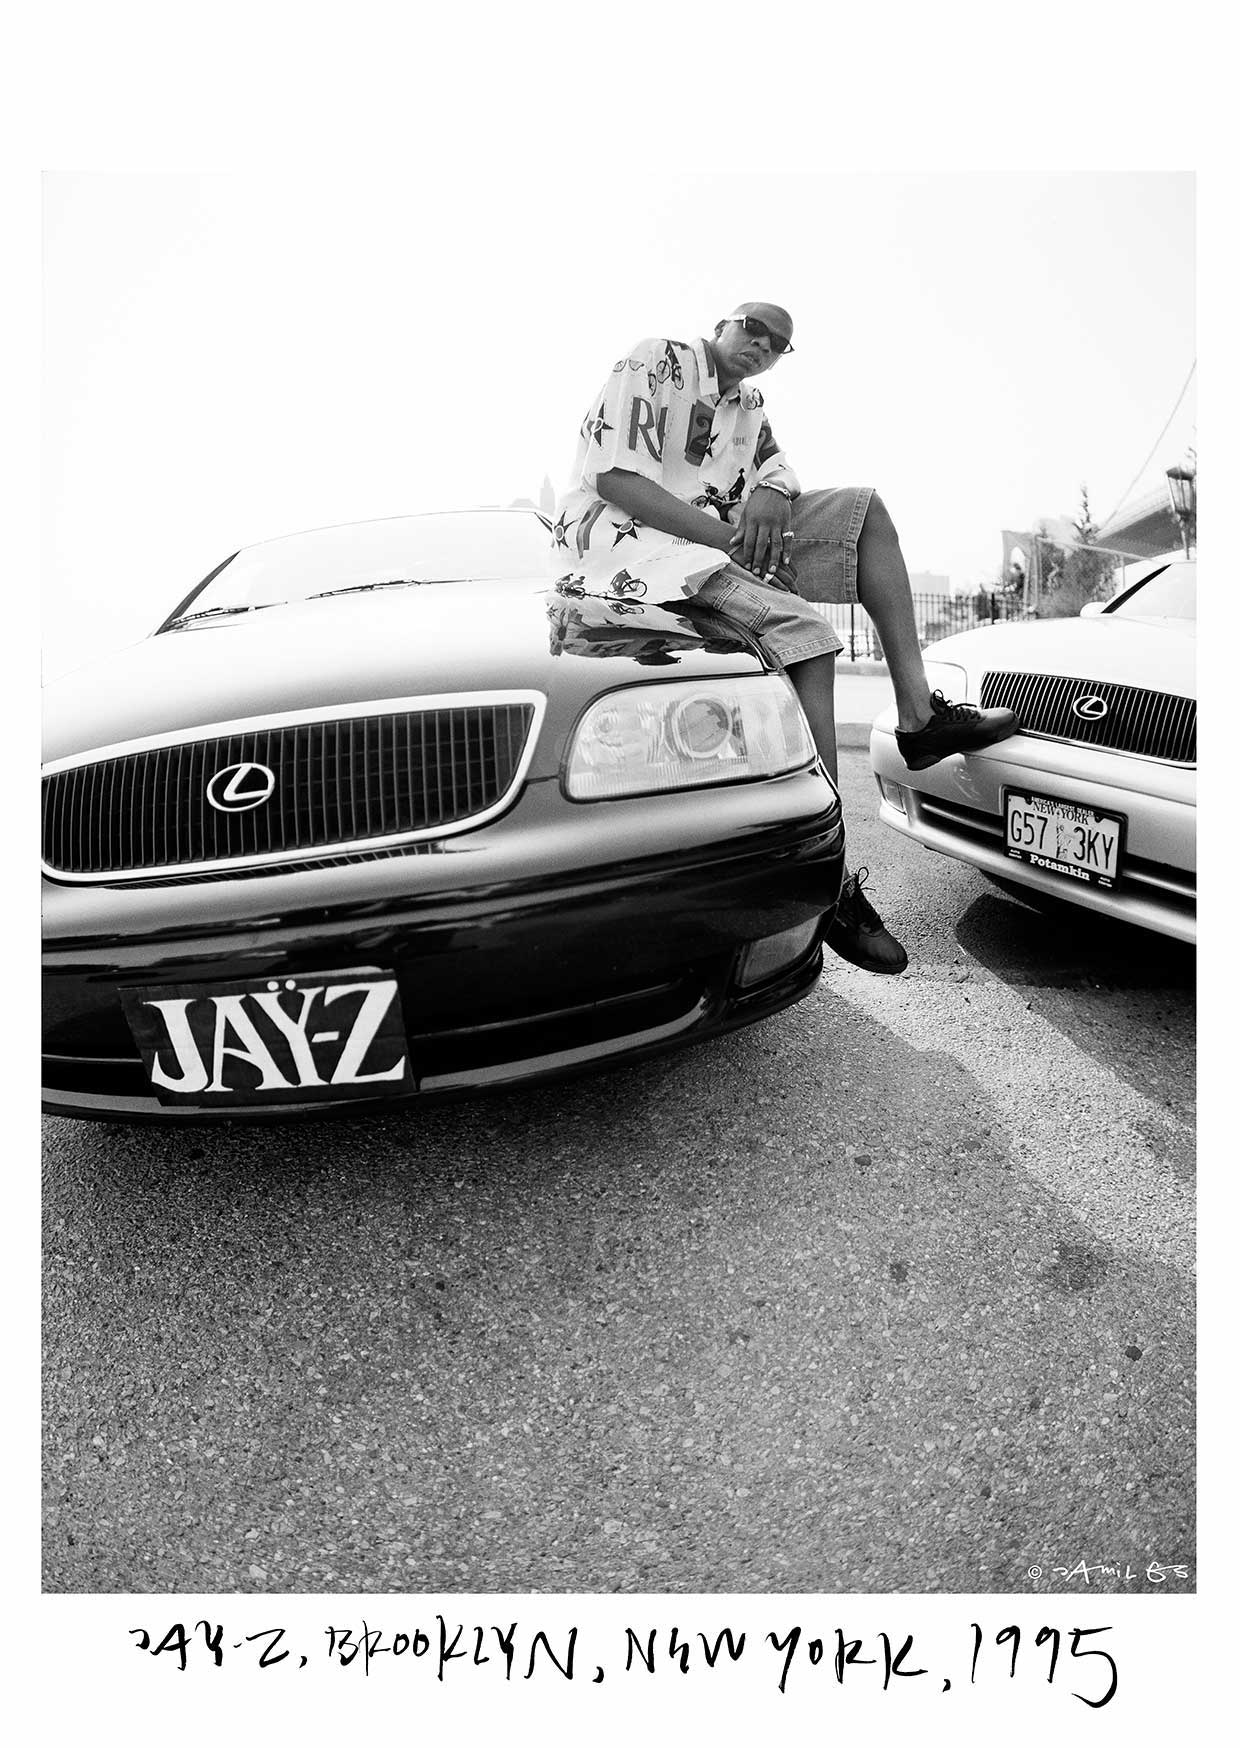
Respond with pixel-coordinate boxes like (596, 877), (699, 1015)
(627, 398), (667, 462)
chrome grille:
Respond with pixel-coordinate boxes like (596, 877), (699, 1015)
(43, 696), (539, 880)
(980, 671), (1195, 764)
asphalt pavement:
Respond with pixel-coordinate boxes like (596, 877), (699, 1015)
(42, 737), (1195, 1595)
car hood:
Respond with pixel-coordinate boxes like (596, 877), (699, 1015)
(923, 614), (1196, 698)
(43, 578), (764, 763)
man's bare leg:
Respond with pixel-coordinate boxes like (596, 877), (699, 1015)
(785, 651), (907, 973)
(786, 650), (839, 781)
(853, 493), (933, 732)
(853, 493), (1020, 762)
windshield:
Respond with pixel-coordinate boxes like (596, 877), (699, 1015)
(1108, 560), (1196, 621)
(164, 510), (551, 622)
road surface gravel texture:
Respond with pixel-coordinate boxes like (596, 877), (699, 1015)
(42, 740), (1195, 1594)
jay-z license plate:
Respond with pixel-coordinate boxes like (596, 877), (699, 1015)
(121, 967), (415, 1106)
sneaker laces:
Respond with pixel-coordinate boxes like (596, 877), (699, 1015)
(839, 867), (884, 932)
(928, 689), (980, 724)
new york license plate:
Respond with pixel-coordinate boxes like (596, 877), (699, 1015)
(1003, 789), (1124, 888)
(120, 967), (415, 1106)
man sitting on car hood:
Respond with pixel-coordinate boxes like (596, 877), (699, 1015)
(551, 300), (1019, 974)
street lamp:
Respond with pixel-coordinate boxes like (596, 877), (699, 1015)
(1165, 464), (1196, 559)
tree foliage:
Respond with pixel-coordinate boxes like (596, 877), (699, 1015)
(1033, 486), (1117, 618)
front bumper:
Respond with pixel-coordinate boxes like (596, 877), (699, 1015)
(870, 721), (1196, 944)
(43, 770), (845, 1119)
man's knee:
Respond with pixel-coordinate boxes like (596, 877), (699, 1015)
(857, 492), (911, 599)
(786, 649), (836, 688)
(860, 491), (899, 549)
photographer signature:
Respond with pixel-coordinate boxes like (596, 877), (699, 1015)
(1026, 1559), (1190, 1584)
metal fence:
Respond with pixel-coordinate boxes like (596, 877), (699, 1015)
(812, 591), (1031, 661)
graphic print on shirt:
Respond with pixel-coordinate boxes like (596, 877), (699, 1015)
(653, 339), (686, 390)
(575, 501), (610, 554)
(582, 406), (614, 446)
(551, 511), (578, 550)
(551, 574), (647, 615)
(693, 470), (748, 520)
(610, 517), (641, 546)
(626, 396), (668, 462)
(684, 400), (717, 465)
(755, 418), (781, 468)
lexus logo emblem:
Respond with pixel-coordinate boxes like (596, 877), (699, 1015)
(1070, 694), (1109, 722)
(206, 761), (276, 812)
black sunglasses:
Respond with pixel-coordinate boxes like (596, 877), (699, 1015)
(729, 313), (795, 355)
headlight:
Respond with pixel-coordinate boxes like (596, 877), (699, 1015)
(565, 674), (815, 799)
(922, 659), (969, 699)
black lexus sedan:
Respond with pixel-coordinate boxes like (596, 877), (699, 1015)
(41, 509), (845, 1120)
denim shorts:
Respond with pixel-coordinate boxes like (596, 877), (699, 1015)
(689, 565), (844, 666)
(679, 485), (876, 667)
(787, 485), (874, 605)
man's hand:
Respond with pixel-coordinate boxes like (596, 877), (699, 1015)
(729, 484), (795, 579)
(733, 558), (799, 592)
(764, 559), (799, 592)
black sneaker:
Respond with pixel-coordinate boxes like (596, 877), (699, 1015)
(896, 689), (1019, 771)
(825, 868), (908, 975)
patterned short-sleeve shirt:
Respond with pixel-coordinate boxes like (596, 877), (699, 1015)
(550, 335), (800, 600)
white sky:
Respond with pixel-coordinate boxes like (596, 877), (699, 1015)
(42, 170), (1194, 678)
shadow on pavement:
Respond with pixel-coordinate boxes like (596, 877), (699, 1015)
(954, 885), (1195, 993)
(953, 886), (1194, 1124)
(43, 990), (1195, 1596)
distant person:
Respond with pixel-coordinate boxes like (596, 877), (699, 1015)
(551, 301), (1018, 973)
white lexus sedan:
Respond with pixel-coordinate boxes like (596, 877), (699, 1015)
(869, 559), (1196, 944)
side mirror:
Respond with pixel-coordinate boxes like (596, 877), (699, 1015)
(1079, 602), (1105, 618)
